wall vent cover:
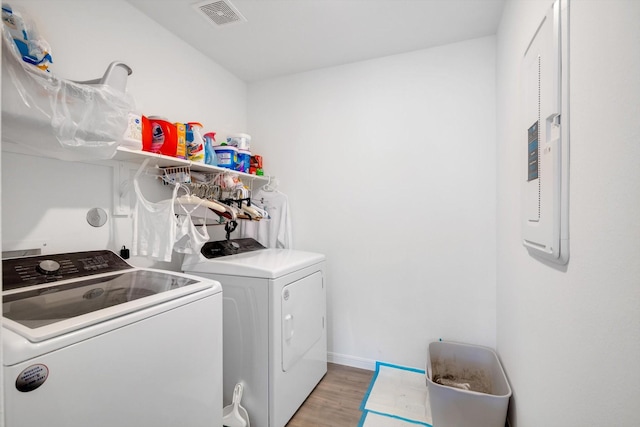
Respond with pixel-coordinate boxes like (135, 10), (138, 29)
(193, 0), (247, 27)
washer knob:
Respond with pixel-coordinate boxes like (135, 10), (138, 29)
(36, 260), (61, 275)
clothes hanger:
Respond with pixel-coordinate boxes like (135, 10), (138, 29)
(238, 201), (262, 220)
(174, 184), (234, 220)
(177, 193), (227, 213)
(241, 201), (269, 219)
(175, 185), (206, 217)
(262, 176), (278, 192)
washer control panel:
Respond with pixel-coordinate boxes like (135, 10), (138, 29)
(2, 250), (132, 291)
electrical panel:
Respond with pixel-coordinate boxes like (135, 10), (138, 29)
(522, 0), (569, 264)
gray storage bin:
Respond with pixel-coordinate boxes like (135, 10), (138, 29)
(426, 341), (511, 427)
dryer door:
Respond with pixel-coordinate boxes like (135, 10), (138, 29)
(281, 271), (325, 372)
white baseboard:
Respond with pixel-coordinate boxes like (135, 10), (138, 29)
(327, 352), (376, 371)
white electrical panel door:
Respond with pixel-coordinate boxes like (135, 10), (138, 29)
(522, 0), (569, 264)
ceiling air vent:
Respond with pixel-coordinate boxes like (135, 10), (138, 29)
(193, 0), (247, 27)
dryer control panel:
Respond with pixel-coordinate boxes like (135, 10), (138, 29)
(201, 238), (265, 259)
(2, 250), (132, 291)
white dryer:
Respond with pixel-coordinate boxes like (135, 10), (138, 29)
(182, 238), (327, 427)
(2, 250), (223, 427)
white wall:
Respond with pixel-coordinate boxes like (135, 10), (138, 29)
(2, 0), (247, 268)
(248, 36), (497, 369)
(496, 1), (640, 425)
(4, 0), (637, 424)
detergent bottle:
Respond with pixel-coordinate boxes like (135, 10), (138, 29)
(186, 122), (205, 163)
(148, 116), (175, 155)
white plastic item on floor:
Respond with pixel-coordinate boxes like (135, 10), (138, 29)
(426, 341), (511, 427)
(223, 383), (250, 427)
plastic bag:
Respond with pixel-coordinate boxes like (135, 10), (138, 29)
(1, 3), (135, 161)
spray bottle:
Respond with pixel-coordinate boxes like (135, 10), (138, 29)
(203, 132), (217, 166)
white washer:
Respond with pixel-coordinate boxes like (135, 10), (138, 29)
(182, 239), (327, 427)
(2, 250), (223, 427)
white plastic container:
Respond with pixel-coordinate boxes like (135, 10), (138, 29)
(426, 341), (511, 427)
(226, 133), (251, 150)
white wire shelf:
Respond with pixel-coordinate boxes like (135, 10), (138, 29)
(114, 146), (269, 182)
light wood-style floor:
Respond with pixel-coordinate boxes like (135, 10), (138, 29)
(286, 363), (374, 427)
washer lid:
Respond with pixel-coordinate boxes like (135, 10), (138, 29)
(2, 269), (214, 342)
(183, 248), (325, 279)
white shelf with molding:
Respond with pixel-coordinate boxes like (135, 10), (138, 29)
(1, 36), (270, 219)
(113, 146), (269, 183)
(110, 147), (269, 217)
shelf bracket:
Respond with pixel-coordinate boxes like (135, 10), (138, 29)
(113, 161), (134, 216)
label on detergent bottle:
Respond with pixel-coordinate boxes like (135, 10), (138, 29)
(151, 122), (165, 152)
(175, 123), (186, 159)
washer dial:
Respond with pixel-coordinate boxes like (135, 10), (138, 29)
(36, 260), (61, 275)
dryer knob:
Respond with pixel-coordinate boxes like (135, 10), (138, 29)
(36, 260), (61, 275)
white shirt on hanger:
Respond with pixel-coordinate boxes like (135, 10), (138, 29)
(132, 178), (179, 262)
(239, 188), (292, 249)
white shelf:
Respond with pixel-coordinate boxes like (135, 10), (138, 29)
(1, 40), (266, 181)
(0, 42), (269, 219)
(113, 146), (269, 182)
